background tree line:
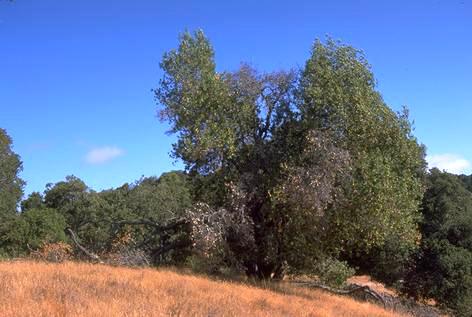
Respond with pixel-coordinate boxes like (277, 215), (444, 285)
(1, 31), (471, 316)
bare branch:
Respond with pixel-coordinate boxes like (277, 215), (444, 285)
(66, 228), (103, 263)
(291, 281), (386, 307)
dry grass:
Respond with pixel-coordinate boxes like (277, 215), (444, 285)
(348, 275), (398, 296)
(0, 261), (407, 317)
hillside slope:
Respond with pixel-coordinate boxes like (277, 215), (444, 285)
(0, 261), (405, 317)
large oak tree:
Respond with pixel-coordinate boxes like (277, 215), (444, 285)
(155, 31), (426, 279)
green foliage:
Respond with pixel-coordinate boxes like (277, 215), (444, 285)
(155, 31), (426, 280)
(128, 171), (192, 221)
(315, 258), (355, 289)
(44, 176), (114, 252)
(18, 172), (194, 264)
(407, 240), (472, 316)
(123, 171), (193, 264)
(458, 174), (472, 193)
(155, 30), (252, 173)
(0, 128), (24, 217)
(405, 169), (472, 316)
(21, 192), (45, 212)
(300, 39), (426, 258)
(20, 208), (67, 249)
(44, 176), (87, 210)
(0, 208), (66, 256)
(357, 234), (417, 287)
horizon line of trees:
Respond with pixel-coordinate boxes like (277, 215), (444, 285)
(1, 31), (471, 316)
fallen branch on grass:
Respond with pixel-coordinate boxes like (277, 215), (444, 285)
(290, 281), (386, 307)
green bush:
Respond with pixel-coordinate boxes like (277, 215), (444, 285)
(0, 208), (66, 257)
(405, 170), (472, 316)
(406, 240), (472, 316)
(354, 234), (417, 287)
(316, 258), (355, 288)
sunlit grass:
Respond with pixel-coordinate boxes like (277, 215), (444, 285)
(0, 261), (407, 317)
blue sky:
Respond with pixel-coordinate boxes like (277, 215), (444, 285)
(1, 0), (471, 197)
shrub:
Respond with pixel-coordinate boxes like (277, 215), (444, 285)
(404, 170), (472, 316)
(316, 258), (355, 288)
(405, 240), (472, 316)
(30, 242), (72, 263)
(0, 208), (66, 257)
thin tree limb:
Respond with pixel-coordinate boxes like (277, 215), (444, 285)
(66, 228), (103, 263)
(291, 281), (387, 307)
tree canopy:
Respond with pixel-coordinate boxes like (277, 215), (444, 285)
(405, 169), (472, 315)
(155, 30), (426, 278)
(0, 128), (24, 217)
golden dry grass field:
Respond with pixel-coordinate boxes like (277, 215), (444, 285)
(0, 261), (407, 317)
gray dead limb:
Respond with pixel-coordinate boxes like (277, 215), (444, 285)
(291, 281), (443, 317)
(66, 228), (103, 263)
(291, 281), (386, 307)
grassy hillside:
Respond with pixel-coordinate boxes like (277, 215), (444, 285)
(0, 261), (406, 317)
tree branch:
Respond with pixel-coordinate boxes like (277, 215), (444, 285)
(66, 228), (103, 263)
(291, 281), (387, 307)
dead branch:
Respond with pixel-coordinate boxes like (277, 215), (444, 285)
(291, 281), (387, 307)
(66, 228), (103, 263)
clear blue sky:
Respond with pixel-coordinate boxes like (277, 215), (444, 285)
(1, 0), (471, 197)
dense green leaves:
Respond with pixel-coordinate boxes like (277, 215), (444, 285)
(156, 31), (248, 173)
(21, 192), (45, 212)
(300, 40), (426, 257)
(39, 172), (193, 262)
(405, 169), (472, 316)
(127, 171), (192, 221)
(0, 128), (24, 217)
(0, 208), (66, 257)
(119, 172), (193, 264)
(421, 170), (472, 248)
(155, 31), (426, 280)
(459, 174), (472, 194)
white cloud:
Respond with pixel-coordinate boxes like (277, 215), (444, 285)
(85, 146), (124, 165)
(427, 154), (471, 174)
